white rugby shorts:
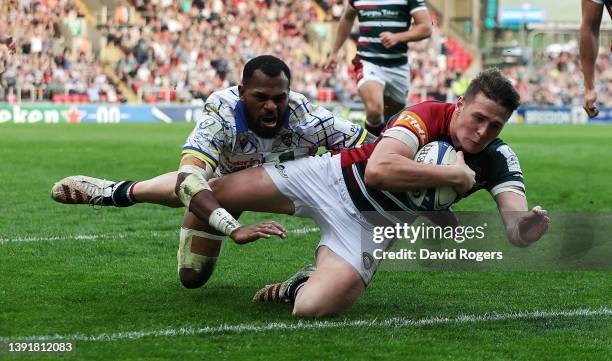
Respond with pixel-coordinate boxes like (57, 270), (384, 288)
(263, 153), (393, 284)
(355, 58), (410, 104)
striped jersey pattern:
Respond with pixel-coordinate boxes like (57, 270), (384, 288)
(338, 101), (526, 219)
(350, 0), (427, 67)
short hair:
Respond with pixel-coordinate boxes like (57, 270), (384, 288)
(242, 55), (291, 87)
(464, 68), (520, 113)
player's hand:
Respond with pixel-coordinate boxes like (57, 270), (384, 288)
(323, 52), (338, 73)
(450, 151), (475, 196)
(583, 89), (599, 118)
(230, 221), (286, 245)
(514, 206), (550, 246)
(379, 32), (400, 49)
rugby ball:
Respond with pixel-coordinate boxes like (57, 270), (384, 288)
(408, 141), (458, 210)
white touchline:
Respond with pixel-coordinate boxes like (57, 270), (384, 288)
(288, 227), (320, 235)
(1, 308), (610, 342)
(0, 234), (128, 244)
(0, 227), (321, 245)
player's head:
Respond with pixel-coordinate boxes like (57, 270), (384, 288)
(239, 55), (291, 138)
(450, 68), (520, 154)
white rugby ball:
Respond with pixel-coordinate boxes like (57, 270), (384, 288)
(408, 141), (458, 210)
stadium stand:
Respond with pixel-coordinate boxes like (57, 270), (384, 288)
(1, 0), (609, 106)
(105, 0), (330, 102)
(505, 47), (612, 107)
(0, 0), (122, 103)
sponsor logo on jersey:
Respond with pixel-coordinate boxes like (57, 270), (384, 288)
(394, 111), (428, 146)
(274, 164), (289, 178)
(198, 118), (216, 129)
(227, 159), (262, 171)
(361, 9), (400, 17)
(223, 153), (264, 172)
(496, 145), (522, 173)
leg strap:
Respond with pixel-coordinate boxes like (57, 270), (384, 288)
(177, 227), (225, 272)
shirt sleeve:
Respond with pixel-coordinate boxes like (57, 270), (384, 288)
(181, 111), (230, 171)
(384, 109), (430, 148)
(486, 143), (526, 197)
(408, 0), (427, 14)
(293, 98), (368, 150)
(381, 126), (419, 154)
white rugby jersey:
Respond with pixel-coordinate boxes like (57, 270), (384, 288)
(182, 86), (368, 175)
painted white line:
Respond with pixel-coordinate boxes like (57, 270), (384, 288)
(0, 234), (129, 244)
(288, 227), (320, 235)
(1, 307), (610, 342)
(0, 227), (321, 245)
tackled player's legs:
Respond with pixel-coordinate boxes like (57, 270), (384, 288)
(250, 153), (375, 317)
(178, 166), (295, 289)
(292, 246), (364, 317)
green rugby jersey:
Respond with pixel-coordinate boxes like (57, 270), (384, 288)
(350, 0), (427, 67)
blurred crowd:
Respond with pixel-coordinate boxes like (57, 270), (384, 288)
(503, 46), (612, 107)
(0, 0), (609, 107)
(107, 0), (320, 102)
(0, 0), (120, 103)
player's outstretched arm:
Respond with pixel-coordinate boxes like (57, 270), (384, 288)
(495, 191), (550, 247)
(176, 156), (286, 244)
(323, 4), (357, 72)
(365, 137), (475, 195)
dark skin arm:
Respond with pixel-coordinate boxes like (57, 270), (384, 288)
(176, 156), (286, 244)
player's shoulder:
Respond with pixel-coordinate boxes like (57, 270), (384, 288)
(207, 86), (240, 107)
(286, 90), (332, 124)
(193, 113), (235, 141)
(287, 89), (314, 113)
(201, 86), (240, 124)
(482, 138), (514, 156)
(391, 101), (453, 123)
(195, 96), (238, 141)
(407, 100), (453, 115)
(479, 138), (522, 173)
(388, 101), (452, 139)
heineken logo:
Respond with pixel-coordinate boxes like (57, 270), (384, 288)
(0, 105), (85, 124)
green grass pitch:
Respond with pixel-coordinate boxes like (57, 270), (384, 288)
(1, 123), (611, 360)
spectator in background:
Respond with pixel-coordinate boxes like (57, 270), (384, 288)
(324, 0), (432, 135)
(0, 35), (16, 75)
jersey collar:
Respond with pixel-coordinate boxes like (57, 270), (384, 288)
(234, 100), (248, 133)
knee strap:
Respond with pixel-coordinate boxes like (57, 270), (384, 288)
(177, 227), (225, 272)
